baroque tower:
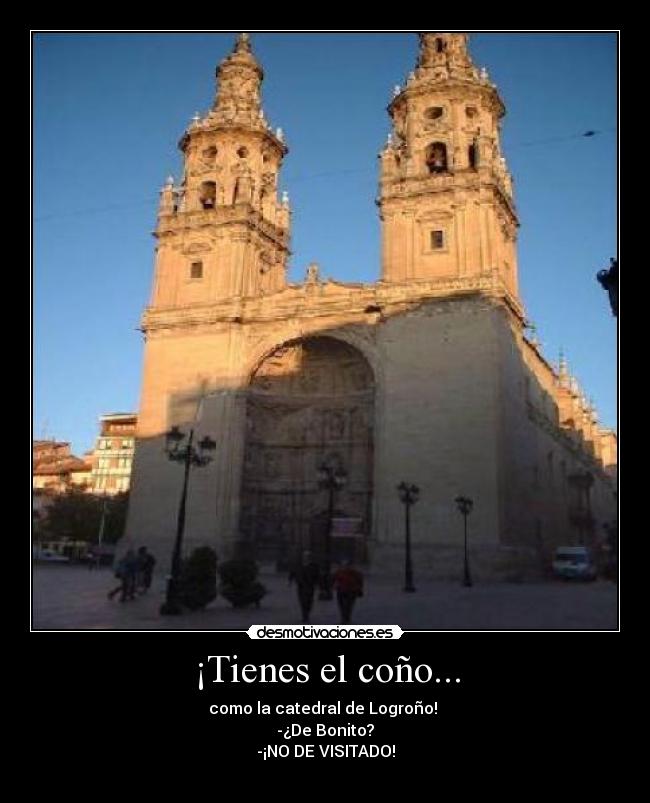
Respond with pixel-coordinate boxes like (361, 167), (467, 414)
(379, 33), (519, 300)
(152, 33), (290, 307)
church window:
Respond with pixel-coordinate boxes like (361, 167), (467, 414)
(237, 146), (249, 159)
(431, 230), (444, 250)
(202, 146), (217, 162)
(466, 106), (478, 119)
(468, 143), (478, 169)
(425, 107), (444, 120)
(190, 261), (203, 279)
(199, 181), (217, 209)
(435, 38), (445, 53)
(426, 142), (448, 174)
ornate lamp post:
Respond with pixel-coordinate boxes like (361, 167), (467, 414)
(455, 496), (474, 587)
(397, 482), (419, 593)
(597, 257), (618, 317)
(317, 459), (348, 600)
(160, 425), (216, 615)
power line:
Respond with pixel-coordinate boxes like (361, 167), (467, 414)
(34, 128), (615, 222)
(506, 128), (615, 150)
(35, 197), (159, 223)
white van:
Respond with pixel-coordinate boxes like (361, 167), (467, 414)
(552, 546), (597, 581)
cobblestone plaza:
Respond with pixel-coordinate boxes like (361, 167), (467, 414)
(32, 565), (618, 631)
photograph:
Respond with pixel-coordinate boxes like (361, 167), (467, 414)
(32, 30), (618, 632)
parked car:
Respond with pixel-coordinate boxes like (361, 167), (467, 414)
(33, 547), (70, 563)
(552, 546), (597, 581)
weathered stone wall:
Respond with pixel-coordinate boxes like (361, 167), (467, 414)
(495, 312), (616, 574)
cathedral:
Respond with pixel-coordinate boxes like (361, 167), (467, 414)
(126, 32), (617, 580)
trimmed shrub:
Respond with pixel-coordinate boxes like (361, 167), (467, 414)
(179, 546), (218, 611)
(218, 559), (267, 609)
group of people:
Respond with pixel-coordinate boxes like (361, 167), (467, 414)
(107, 545), (363, 621)
(289, 551), (364, 625)
(107, 547), (156, 602)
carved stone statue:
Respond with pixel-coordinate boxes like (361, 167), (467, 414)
(305, 262), (321, 284)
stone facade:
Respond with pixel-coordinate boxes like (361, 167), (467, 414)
(125, 33), (616, 580)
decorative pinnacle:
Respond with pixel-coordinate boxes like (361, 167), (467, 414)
(235, 32), (251, 52)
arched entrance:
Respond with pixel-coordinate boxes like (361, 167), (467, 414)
(239, 336), (374, 565)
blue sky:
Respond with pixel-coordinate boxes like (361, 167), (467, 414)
(33, 31), (617, 455)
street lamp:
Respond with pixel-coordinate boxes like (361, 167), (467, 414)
(317, 458), (348, 600)
(455, 496), (474, 587)
(160, 425), (216, 615)
(597, 257), (618, 318)
(95, 492), (108, 569)
(397, 482), (419, 593)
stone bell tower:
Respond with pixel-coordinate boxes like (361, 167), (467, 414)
(151, 33), (291, 308)
(379, 32), (520, 299)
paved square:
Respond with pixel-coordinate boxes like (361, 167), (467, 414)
(32, 565), (618, 631)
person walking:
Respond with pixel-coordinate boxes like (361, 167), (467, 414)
(288, 551), (321, 624)
(333, 561), (364, 625)
(136, 546), (156, 594)
(107, 549), (138, 602)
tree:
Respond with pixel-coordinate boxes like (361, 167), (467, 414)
(40, 489), (130, 544)
(102, 492), (130, 544)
